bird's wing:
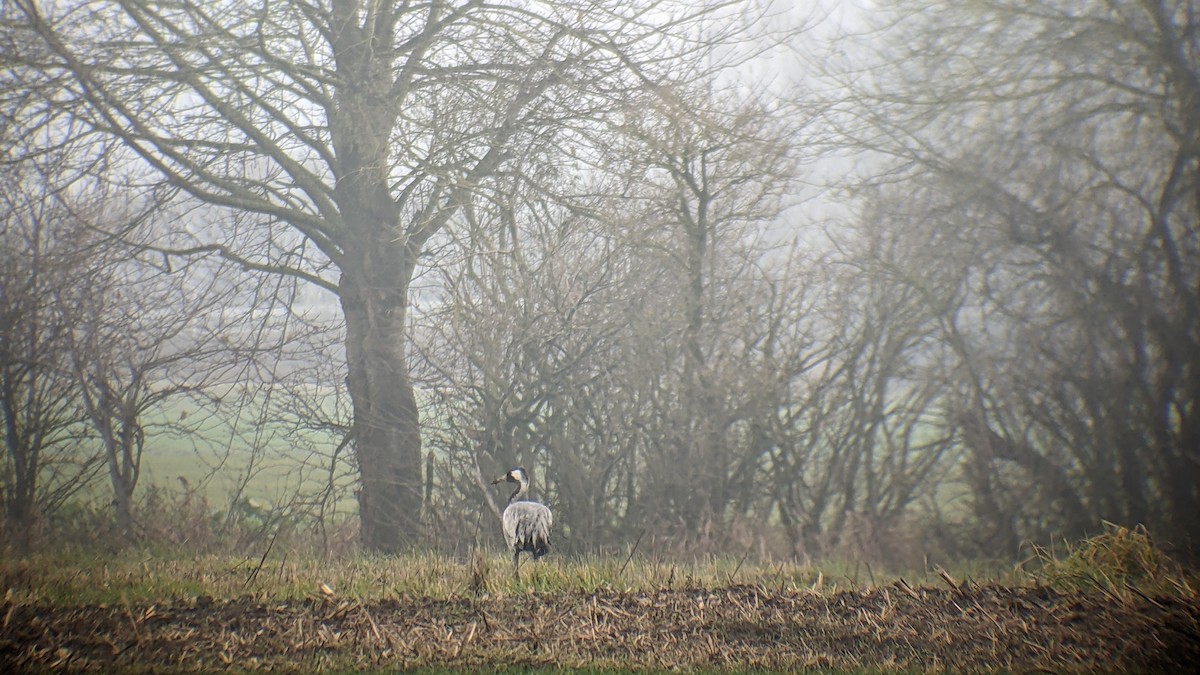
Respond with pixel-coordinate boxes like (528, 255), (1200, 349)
(503, 501), (552, 549)
(528, 502), (552, 544)
(501, 505), (520, 549)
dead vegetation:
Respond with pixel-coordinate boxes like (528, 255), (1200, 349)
(2, 581), (1197, 673)
(1, 527), (1198, 673)
(1028, 523), (1195, 602)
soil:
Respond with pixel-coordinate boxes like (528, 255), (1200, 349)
(2, 582), (1198, 672)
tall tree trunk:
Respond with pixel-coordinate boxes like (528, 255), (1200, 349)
(327, 0), (425, 553)
(340, 240), (423, 553)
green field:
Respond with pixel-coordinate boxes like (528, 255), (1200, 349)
(124, 385), (359, 521)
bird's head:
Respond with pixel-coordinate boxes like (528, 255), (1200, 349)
(491, 466), (527, 485)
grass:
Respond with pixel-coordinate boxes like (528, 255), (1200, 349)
(0, 546), (1000, 609)
(1026, 521), (1197, 601)
(52, 383), (358, 517)
(0, 525), (1125, 609)
(0, 549), (837, 606)
(3, 532), (1197, 674)
(6, 532), (1187, 609)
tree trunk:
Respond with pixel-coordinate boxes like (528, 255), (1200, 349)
(111, 474), (135, 541)
(325, 0), (427, 553)
(341, 244), (424, 553)
(109, 419), (141, 543)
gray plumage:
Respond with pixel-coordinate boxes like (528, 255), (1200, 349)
(491, 466), (552, 576)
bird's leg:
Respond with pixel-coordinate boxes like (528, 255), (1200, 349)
(512, 551), (520, 580)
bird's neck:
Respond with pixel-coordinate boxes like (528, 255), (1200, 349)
(508, 482), (528, 503)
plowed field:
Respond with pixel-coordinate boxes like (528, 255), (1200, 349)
(3, 582), (1198, 672)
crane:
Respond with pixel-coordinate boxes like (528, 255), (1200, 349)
(491, 466), (552, 578)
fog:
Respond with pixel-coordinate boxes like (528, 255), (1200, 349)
(2, 0), (1196, 566)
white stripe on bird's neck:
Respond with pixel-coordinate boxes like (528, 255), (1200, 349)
(509, 473), (529, 503)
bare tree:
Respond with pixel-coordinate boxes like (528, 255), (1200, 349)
(57, 213), (272, 541)
(411, 79), (822, 556)
(409, 162), (642, 550)
(0, 161), (103, 549)
(602, 85), (807, 547)
(830, 0), (1200, 556)
(6, 0), (763, 552)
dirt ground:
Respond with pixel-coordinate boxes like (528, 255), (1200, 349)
(3, 582), (1198, 672)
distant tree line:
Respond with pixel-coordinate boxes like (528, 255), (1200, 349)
(1, 0), (1195, 564)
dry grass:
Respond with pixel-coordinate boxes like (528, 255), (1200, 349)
(3, 577), (1198, 673)
(0, 548), (835, 607)
(2, 530), (1198, 672)
(1027, 522), (1197, 603)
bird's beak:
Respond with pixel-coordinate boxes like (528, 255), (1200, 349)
(490, 474), (505, 485)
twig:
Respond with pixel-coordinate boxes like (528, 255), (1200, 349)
(244, 525), (280, 589)
(454, 622), (477, 658)
(619, 529), (647, 577)
(120, 594), (143, 646)
(896, 577), (922, 600)
(728, 548), (751, 585)
(935, 566), (968, 595)
(360, 604), (383, 645)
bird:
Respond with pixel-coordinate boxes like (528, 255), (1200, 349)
(490, 466), (552, 578)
